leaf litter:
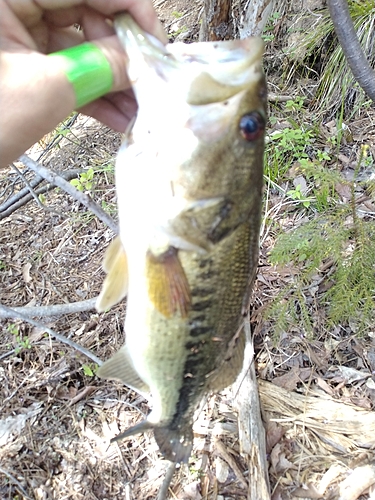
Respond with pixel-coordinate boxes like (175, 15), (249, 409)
(1, 1), (375, 499)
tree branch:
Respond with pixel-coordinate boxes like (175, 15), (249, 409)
(2, 298), (98, 317)
(327, 0), (375, 101)
(0, 168), (83, 218)
(19, 154), (118, 233)
(0, 304), (103, 366)
(10, 163), (61, 217)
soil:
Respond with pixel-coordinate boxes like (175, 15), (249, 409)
(1, 2), (375, 500)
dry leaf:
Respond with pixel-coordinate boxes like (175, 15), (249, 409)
(272, 366), (300, 391)
(22, 262), (32, 283)
(266, 420), (285, 454)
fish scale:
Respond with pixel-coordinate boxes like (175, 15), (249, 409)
(96, 13), (267, 464)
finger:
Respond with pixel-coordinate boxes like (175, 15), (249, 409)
(40, 0), (168, 43)
(3, 0), (43, 29)
(87, 0), (168, 43)
(46, 7), (115, 41)
(91, 36), (131, 91)
(80, 90), (137, 132)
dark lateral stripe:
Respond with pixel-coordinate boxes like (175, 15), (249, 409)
(170, 353), (205, 424)
(190, 287), (214, 298)
(191, 299), (212, 311)
(189, 325), (211, 337)
(198, 258), (213, 269)
(190, 314), (206, 323)
(185, 339), (206, 350)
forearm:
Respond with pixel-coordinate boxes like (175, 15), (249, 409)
(0, 51), (75, 167)
(0, 37), (130, 168)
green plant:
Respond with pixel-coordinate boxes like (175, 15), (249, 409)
(82, 363), (98, 377)
(168, 25), (188, 39)
(101, 200), (117, 214)
(70, 167), (95, 193)
(7, 323), (19, 336)
(265, 123), (314, 181)
(287, 183), (311, 208)
(269, 184), (375, 336)
(262, 11), (281, 42)
(8, 324), (33, 353)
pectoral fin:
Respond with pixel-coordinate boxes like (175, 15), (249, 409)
(97, 345), (150, 395)
(96, 236), (128, 313)
(146, 247), (191, 318)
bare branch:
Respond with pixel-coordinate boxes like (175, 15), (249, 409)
(0, 168), (83, 217)
(4, 298), (98, 317)
(0, 304), (103, 366)
(327, 0), (375, 101)
(19, 154), (118, 233)
(0, 466), (33, 500)
(156, 462), (177, 500)
(10, 163), (61, 217)
(233, 316), (270, 499)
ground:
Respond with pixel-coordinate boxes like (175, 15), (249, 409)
(1, 1), (375, 500)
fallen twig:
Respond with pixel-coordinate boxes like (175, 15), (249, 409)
(0, 304), (103, 366)
(5, 297), (97, 317)
(0, 466), (33, 500)
(233, 316), (271, 499)
(0, 168), (83, 218)
(10, 163), (61, 217)
(156, 461), (177, 500)
(19, 154), (118, 233)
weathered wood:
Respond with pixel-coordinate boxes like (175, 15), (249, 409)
(238, 0), (275, 38)
(199, 0), (233, 41)
(233, 317), (270, 500)
(200, 0), (274, 41)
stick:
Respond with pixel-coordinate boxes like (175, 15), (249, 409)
(0, 466), (33, 500)
(10, 163), (61, 217)
(233, 316), (270, 500)
(0, 168), (83, 217)
(2, 298), (98, 318)
(0, 304), (103, 366)
(156, 461), (176, 500)
(327, 0), (375, 101)
(19, 154), (118, 234)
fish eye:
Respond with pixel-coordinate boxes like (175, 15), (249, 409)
(239, 112), (265, 141)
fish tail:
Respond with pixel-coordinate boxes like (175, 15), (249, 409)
(153, 426), (193, 463)
(110, 419), (153, 443)
(110, 419), (193, 463)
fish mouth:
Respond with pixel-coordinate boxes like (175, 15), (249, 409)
(114, 12), (264, 105)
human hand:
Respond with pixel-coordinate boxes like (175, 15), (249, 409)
(0, 0), (167, 168)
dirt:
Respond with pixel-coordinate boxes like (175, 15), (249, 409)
(1, 2), (375, 500)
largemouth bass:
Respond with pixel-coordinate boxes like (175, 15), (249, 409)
(96, 13), (267, 464)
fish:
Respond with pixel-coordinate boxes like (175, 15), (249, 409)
(96, 12), (267, 464)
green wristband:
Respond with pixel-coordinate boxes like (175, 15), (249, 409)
(49, 43), (113, 108)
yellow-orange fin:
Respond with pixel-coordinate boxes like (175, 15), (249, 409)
(96, 236), (128, 312)
(146, 247), (191, 318)
(101, 235), (123, 273)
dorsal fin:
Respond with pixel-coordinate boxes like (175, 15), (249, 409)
(96, 236), (128, 312)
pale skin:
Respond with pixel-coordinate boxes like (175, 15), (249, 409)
(0, 0), (167, 168)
